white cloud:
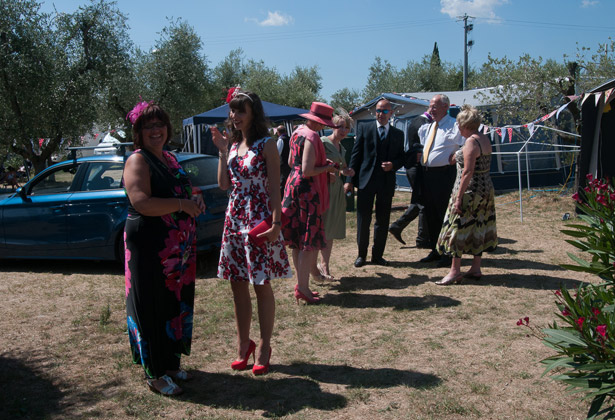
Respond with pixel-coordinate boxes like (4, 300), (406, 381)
(440, 0), (507, 21)
(256, 11), (294, 27)
(581, 0), (599, 7)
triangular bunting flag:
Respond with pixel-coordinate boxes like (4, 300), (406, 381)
(605, 88), (615, 105)
(581, 93), (592, 106)
(527, 122), (535, 137)
(556, 102), (570, 120)
(595, 91), (604, 107)
(507, 127), (513, 143)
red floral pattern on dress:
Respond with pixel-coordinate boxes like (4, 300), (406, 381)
(281, 127), (327, 250)
(217, 137), (291, 284)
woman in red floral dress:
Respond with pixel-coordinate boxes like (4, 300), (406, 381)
(211, 89), (290, 375)
(281, 102), (338, 304)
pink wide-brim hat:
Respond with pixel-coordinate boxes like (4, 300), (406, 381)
(300, 102), (337, 128)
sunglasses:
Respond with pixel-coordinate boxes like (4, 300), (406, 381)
(143, 122), (166, 130)
(375, 109), (390, 114)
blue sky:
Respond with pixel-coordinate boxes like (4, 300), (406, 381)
(40, 0), (614, 101)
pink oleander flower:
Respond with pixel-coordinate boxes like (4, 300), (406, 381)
(516, 318), (523, 326)
(561, 308), (571, 316)
(554, 290), (562, 297)
(587, 173), (594, 181)
(592, 308), (601, 316)
(524, 317), (530, 325)
(576, 317), (585, 328)
(610, 192), (615, 201)
(571, 192), (581, 203)
(597, 325), (607, 337)
(596, 194), (607, 206)
(584, 186), (591, 193)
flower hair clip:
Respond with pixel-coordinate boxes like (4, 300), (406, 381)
(127, 99), (153, 124)
(226, 86), (253, 103)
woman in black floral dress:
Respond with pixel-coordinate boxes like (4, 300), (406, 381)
(123, 102), (205, 396)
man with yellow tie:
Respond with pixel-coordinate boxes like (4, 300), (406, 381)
(417, 94), (465, 264)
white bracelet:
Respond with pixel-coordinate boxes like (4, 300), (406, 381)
(178, 199), (182, 213)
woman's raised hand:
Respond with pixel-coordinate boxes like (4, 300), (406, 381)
(210, 125), (229, 153)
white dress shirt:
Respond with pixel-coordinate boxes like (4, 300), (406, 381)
(418, 114), (465, 167)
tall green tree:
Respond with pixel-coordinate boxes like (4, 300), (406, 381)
(330, 87), (362, 112)
(141, 19), (211, 140)
(280, 65), (322, 109)
(473, 54), (575, 134)
(211, 48), (246, 106)
(362, 57), (399, 101)
(0, 0), (132, 173)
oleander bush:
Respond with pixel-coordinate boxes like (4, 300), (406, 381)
(539, 175), (615, 419)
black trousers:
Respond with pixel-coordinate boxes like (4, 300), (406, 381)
(356, 187), (393, 260)
(421, 165), (457, 250)
(390, 166), (429, 245)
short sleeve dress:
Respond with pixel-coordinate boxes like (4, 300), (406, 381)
(217, 137), (291, 284)
(124, 149), (197, 379)
(281, 126), (328, 250)
(321, 137), (347, 240)
(437, 142), (498, 258)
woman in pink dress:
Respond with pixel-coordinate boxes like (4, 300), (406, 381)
(212, 88), (291, 375)
(281, 102), (338, 304)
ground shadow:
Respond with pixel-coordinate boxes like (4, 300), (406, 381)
(481, 257), (566, 272)
(0, 259), (123, 275)
(461, 273), (586, 290)
(181, 371), (346, 417)
(0, 355), (63, 419)
(0, 249), (220, 276)
(332, 273), (432, 292)
(321, 292), (460, 310)
(275, 363), (441, 390)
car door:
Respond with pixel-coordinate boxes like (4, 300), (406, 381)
(65, 160), (127, 260)
(1, 162), (79, 257)
(179, 155), (228, 249)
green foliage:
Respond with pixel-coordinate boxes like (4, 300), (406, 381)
(330, 88), (362, 112)
(564, 176), (615, 283)
(0, 0), (133, 173)
(540, 176), (615, 419)
(141, 18), (211, 139)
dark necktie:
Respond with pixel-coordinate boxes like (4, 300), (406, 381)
(379, 126), (385, 141)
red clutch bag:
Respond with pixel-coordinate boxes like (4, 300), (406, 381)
(248, 213), (288, 245)
(248, 216), (273, 245)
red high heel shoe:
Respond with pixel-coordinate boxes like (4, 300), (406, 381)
(252, 347), (272, 375)
(295, 284), (319, 297)
(294, 288), (320, 304)
(231, 339), (256, 370)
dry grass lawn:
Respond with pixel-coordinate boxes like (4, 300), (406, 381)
(0, 189), (597, 419)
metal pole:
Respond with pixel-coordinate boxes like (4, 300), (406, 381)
(463, 15), (468, 91)
(518, 152), (523, 222)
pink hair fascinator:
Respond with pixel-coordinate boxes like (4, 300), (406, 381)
(126, 99), (153, 124)
(225, 86), (252, 103)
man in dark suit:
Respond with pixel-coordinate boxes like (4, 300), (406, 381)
(275, 125), (291, 196)
(388, 112), (432, 248)
(344, 99), (405, 267)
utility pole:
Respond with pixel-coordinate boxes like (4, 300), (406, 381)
(459, 14), (474, 91)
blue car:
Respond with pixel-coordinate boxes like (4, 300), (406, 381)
(0, 152), (228, 262)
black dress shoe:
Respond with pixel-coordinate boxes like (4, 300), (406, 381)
(371, 257), (389, 266)
(419, 250), (441, 263)
(388, 228), (406, 245)
(354, 257), (366, 267)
